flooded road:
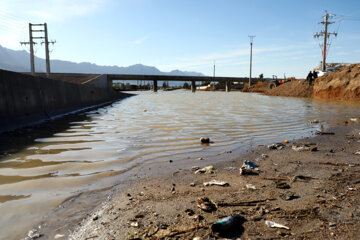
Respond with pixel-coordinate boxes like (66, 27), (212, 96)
(1, 91), (360, 239)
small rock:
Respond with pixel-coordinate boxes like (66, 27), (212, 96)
(275, 181), (291, 189)
(197, 197), (217, 212)
(130, 221), (139, 227)
(279, 191), (297, 201)
(329, 222), (336, 227)
(261, 154), (269, 158)
(154, 212), (159, 217)
(54, 234), (65, 239)
(197, 157), (204, 160)
(159, 223), (168, 229)
(190, 182), (196, 187)
(169, 160), (173, 163)
(92, 215), (99, 221)
(246, 184), (257, 190)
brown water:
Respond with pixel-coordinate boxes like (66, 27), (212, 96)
(1, 91), (360, 239)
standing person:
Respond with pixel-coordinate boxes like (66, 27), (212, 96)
(306, 71), (313, 84)
(313, 70), (318, 81)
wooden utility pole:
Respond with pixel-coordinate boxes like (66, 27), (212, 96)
(248, 35), (255, 87)
(20, 23), (55, 77)
(314, 10), (337, 71)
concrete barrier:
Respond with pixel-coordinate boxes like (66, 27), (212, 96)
(0, 69), (132, 133)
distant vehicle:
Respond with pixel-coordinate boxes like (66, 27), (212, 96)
(316, 69), (333, 77)
(268, 75), (290, 89)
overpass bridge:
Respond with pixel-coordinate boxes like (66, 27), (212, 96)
(107, 74), (259, 92)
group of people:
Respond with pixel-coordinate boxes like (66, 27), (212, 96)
(306, 70), (318, 84)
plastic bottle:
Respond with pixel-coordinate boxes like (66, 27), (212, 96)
(211, 215), (243, 233)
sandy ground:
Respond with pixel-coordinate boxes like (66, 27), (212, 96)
(32, 124), (360, 240)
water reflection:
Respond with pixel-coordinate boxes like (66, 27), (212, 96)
(1, 91), (360, 239)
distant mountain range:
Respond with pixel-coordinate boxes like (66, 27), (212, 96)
(0, 45), (203, 76)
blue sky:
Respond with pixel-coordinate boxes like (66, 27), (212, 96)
(0, 0), (360, 78)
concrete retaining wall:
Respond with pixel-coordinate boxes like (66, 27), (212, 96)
(0, 69), (132, 133)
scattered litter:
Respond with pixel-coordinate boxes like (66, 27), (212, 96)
(292, 144), (317, 152)
(350, 118), (358, 122)
(240, 160), (259, 175)
(27, 229), (42, 239)
(197, 197), (217, 212)
(267, 143), (285, 150)
(54, 234), (65, 239)
(291, 175), (318, 182)
(130, 221), (139, 227)
(200, 137), (210, 144)
(203, 180), (229, 187)
(246, 184), (257, 190)
(315, 131), (335, 135)
(292, 146), (308, 152)
(348, 187), (356, 191)
(191, 166), (200, 171)
(308, 119), (320, 124)
(354, 151), (360, 155)
(279, 191), (297, 201)
(197, 157), (204, 160)
(265, 220), (290, 230)
(195, 165), (215, 174)
(185, 209), (195, 216)
(284, 139), (289, 144)
(224, 167), (237, 171)
(211, 215), (245, 233)
(261, 154), (269, 158)
(275, 180), (291, 189)
(255, 157), (265, 162)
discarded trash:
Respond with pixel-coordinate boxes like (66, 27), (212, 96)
(130, 221), (139, 227)
(246, 184), (257, 190)
(275, 180), (291, 189)
(354, 151), (360, 155)
(204, 180), (229, 187)
(350, 118), (358, 122)
(292, 145), (317, 152)
(197, 157), (204, 160)
(265, 220), (290, 230)
(255, 157), (265, 162)
(284, 139), (289, 144)
(200, 137), (210, 144)
(267, 143), (285, 150)
(191, 166), (200, 171)
(195, 165), (215, 174)
(54, 234), (65, 239)
(279, 191), (297, 201)
(211, 215), (245, 233)
(308, 119), (320, 124)
(292, 145), (308, 152)
(197, 197), (217, 212)
(261, 154), (269, 158)
(315, 131), (335, 135)
(224, 167), (237, 171)
(291, 175), (318, 182)
(240, 160), (259, 175)
(185, 208), (195, 216)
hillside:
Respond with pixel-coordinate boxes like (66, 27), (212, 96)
(0, 45), (203, 76)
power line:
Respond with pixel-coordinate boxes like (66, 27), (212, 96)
(20, 23), (56, 77)
(314, 10), (337, 71)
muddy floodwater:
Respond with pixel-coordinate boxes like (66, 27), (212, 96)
(1, 91), (360, 239)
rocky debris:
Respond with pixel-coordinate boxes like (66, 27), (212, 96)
(197, 197), (217, 212)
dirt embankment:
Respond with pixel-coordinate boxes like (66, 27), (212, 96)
(313, 64), (360, 101)
(264, 63), (360, 101)
(242, 81), (269, 93)
(266, 79), (312, 98)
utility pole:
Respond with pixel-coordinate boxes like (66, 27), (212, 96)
(20, 23), (55, 77)
(248, 35), (255, 87)
(213, 60), (216, 78)
(314, 10), (337, 71)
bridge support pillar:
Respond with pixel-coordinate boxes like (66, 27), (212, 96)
(153, 80), (158, 92)
(191, 80), (196, 92)
(226, 81), (231, 92)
